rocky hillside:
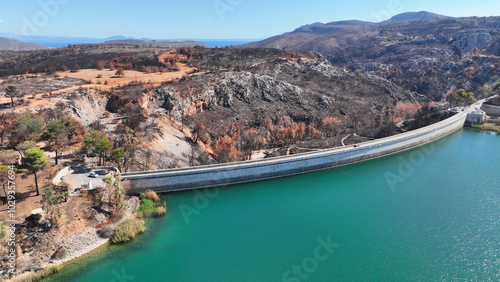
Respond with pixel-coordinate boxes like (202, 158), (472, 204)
(244, 13), (500, 100)
(143, 48), (428, 163)
(0, 47), (434, 171)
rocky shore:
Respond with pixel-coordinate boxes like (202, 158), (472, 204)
(5, 196), (139, 281)
(40, 227), (109, 268)
(8, 226), (109, 282)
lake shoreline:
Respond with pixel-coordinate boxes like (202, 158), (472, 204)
(10, 227), (109, 282)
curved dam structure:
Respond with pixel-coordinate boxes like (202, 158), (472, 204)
(122, 111), (467, 194)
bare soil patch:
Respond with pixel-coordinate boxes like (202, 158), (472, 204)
(1, 51), (196, 113)
(0, 164), (62, 223)
(53, 51), (196, 90)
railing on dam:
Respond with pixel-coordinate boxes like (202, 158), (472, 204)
(121, 111), (467, 194)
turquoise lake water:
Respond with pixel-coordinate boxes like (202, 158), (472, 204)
(46, 129), (500, 281)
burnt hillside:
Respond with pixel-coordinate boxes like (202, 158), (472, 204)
(0, 47), (434, 169)
(152, 48), (426, 155)
(0, 44), (167, 76)
(244, 14), (500, 100)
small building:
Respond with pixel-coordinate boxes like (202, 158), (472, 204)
(466, 109), (486, 124)
(81, 180), (93, 191)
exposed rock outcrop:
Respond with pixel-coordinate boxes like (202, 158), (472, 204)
(452, 30), (499, 52)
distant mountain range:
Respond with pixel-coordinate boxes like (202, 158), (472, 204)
(0, 37), (49, 50)
(244, 11), (452, 50)
(243, 11), (500, 101)
(0, 34), (210, 49)
(281, 11), (448, 36)
(0, 33), (251, 49)
(0, 33), (118, 48)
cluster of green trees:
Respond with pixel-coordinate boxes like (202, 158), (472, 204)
(0, 112), (86, 195)
(84, 130), (112, 166)
(22, 147), (49, 196)
(0, 115), (117, 194)
(0, 108), (143, 197)
(447, 88), (476, 106)
(478, 82), (500, 98)
(83, 130), (131, 172)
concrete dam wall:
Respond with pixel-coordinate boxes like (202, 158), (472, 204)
(122, 112), (467, 194)
(481, 104), (500, 116)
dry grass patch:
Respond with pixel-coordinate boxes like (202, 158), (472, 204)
(472, 123), (500, 133)
(53, 52), (196, 90)
(111, 218), (146, 244)
(145, 190), (160, 202)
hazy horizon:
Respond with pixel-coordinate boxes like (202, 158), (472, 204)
(1, 0), (500, 40)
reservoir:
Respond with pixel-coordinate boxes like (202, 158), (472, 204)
(47, 129), (500, 281)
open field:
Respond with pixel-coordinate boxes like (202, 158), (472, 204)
(0, 51), (196, 112)
(53, 51), (196, 90)
(54, 65), (195, 90)
(0, 164), (62, 223)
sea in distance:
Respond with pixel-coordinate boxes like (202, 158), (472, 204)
(23, 39), (253, 48)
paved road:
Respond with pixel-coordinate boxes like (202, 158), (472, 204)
(62, 162), (112, 192)
(465, 98), (487, 113)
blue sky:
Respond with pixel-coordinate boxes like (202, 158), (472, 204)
(0, 0), (500, 39)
